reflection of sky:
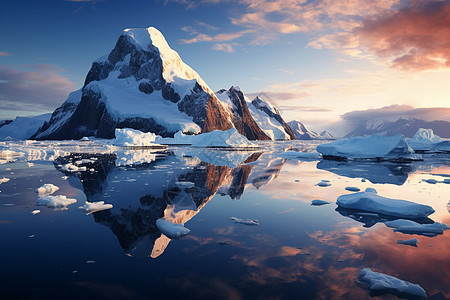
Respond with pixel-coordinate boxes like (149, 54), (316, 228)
(0, 146), (449, 298)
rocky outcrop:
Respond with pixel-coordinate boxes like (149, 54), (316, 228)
(216, 87), (270, 140)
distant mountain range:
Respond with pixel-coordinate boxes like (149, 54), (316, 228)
(345, 118), (450, 138)
(1, 27), (332, 141)
(288, 120), (333, 140)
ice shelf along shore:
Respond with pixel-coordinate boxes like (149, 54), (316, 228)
(358, 268), (427, 299)
(336, 188), (435, 219)
(317, 134), (415, 160)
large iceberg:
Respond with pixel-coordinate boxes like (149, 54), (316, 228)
(407, 128), (442, 151)
(358, 268), (427, 299)
(113, 128), (165, 147)
(336, 188), (435, 219)
(317, 134), (415, 160)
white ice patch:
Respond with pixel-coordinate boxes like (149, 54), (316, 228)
(36, 184), (59, 197)
(0, 177), (10, 184)
(358, 268), (427, 299)
(61, 163), (86, 172)
(317, 134), (415, 160)
(156, 218), (190, 239)
(78, 201), (113, 214)
(337, 188), (435, 219)
(113, 128), (163, 147)
(230, 217), (260, 226)
(36, 195), (77, 209)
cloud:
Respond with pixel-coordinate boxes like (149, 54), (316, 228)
(0, 52), (12, 56)
(0, 64), (75, 116)
(356, 0), (450, 70)
(180, 29), (252, 44)
(342, 104), (450, 123)
(212, 43), (235, 53)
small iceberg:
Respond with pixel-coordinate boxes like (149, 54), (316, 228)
(78, 201), (113, 214)
(337, 188), (435, 219)
(113, 128), (165, 148)
(385, 219), (447, 237)
(311, 200), (330, 206)
(0, 177), (10, 184)
(36, 183), (59, 197)
(156, 219), (190, 238)
(317, 134), (415, 161)
(358, 268), (427, 299)
(406, 128), (442, 152)
(316, 180), (331, 187)
(397, 238), (418, 247)
(230, 217), (260, 226)
(31, 210), (40, 215)
(36, 195), (77, 209)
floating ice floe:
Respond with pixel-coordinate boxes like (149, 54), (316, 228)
(311, 200), (330, 206)
(80, 136), (90, 141)
(422, 179), (437, 184)
(385, 219), (448, 237)
(345, 186), (360, 192)
(175, 181), (195, 188)
(279, 151), (322, 160)
(36, 195), (77, 209)
(0, 150), (24, 164)
(78, 201), (113, 214)
(316, 180), (331, 187)
(358, 268), (427, 299)
(230, 217), (260, 225)
(0, 177), (10, 184)
(27, 162), (34, 167)
(156, 218), (190, 238)
(158, 128), (258, 148)
(61, 163), (86, 172)
(397, 238), (418, 247)
(434, 140), (450, 152)
(36, 183), (59, 197)
(113, 128), (165, 147)
(31, 210), (40, 215)
(337, 188), (435, 219)
(317, 134), (416, 161)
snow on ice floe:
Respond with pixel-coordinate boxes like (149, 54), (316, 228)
(158, 128), (258, 148)
(0, 150), (24, 164)
(311, 200), (330, 206)
(61, 163), (86, 172)
(31, 210), (40, 215)
(317, 134), (416, 161)
(156, 219), (190, 239)
(36, 184), (59, 197)
(78, 201), (113, 214)
(336, 188), (435, 219)
(279, 150), (322, 160)
(384, 219), (448, 237)
(113, 128), (165, 147)
(36, 195), (77, 209)
(397, 238), (418, 247)
(358, 268), (427, 299)
(230, 217), (260, 226)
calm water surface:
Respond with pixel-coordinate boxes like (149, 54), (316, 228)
(0, 140), (449, 299)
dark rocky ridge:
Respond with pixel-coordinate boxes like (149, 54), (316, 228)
(32, 29), (234, 140)
(251, 96), (295, 140)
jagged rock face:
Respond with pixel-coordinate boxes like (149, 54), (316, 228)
(287, 120), (333, 140)
(251, 96), (295, 140)
(32, 27), (234, 140)
(217, 87), (270, 140)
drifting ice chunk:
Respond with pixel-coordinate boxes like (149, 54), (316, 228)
(345, 186), (360, 192)
(175, 181), (195, 188)
(36, 195), (77, 209)
(78, 201), (113, 214)
(0, 177), (10, 184)
(113, 128), (163, 147)
(397, 239), (418, 247)
(407, 128), (442, 151)
(337, 188), (435, 218)
(317, 134), (414, 160)
(385, 219), (447, 237)
(156, 219), (190, 238)
(358, 268), (427, 299)
(423, 179), (437, 184)
(311, 200), (330, 206)
(36, 184), (59, 197)
(230, 217), (260, 225)
(317, 180), (331, 187)
(31, 210), (40, 215)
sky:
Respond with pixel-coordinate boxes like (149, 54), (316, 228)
(1, 0), (450, 136)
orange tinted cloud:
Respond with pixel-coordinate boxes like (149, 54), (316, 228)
(357, 1), (450, 70)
